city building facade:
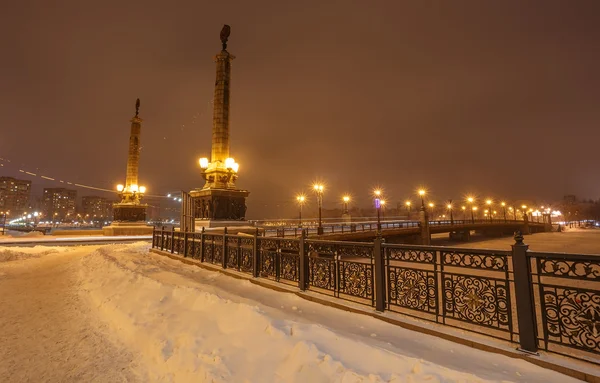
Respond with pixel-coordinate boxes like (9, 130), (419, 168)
(0, 176), (32, 216)
(82, 196), (112, 221)
(43, 188), (77, 221)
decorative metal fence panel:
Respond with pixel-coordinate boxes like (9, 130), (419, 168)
(529, 251), (600, 363)
(307, 240), (375, 304)
(384, 246), (514, 340)
(151, 228), (599, 365)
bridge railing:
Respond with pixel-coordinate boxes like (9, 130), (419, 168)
(151, 227), (599, 365)
(262, 218), (539, 237)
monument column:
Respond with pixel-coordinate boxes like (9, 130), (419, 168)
(103, 99), (153, 236)
(191, 25), (250, 230)
(125, 100), (142, 194)
(211, 49), (234, 164)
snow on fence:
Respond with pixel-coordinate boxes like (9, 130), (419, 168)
(152, 227), (600, 365)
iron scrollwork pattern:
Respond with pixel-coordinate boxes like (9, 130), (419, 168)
(388, 267), (436, 313)
(539, 258), (600, 280)
(203, 235), (215, 263)
(387, 248), (435, 264)
(261, 250), (277, 278)
(541, 287), (600, 355)
(338, 261), (373, 300)
(280, 253), (299, 282)
(213, 236), (223, 265)
(442, 250), (507, 271)
(309, 257), (335, 291)
(239, 238), (254, 273)
(443, 275), (511, 331)
(227, 237), (239, 269)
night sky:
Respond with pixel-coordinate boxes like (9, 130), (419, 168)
(1, 1), (599, 218)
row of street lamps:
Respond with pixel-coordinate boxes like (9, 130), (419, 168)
(294, 186), (553, 234)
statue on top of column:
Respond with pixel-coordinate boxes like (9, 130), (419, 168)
(220, 24), (231, 50)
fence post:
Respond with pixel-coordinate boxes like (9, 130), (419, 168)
(374, 234), (385, 312)
(298, 229), (307, 290)
(222, 227), (228, 269)
(152, 226), (156, 248)
(253, 228), (260, 277)
(160, 226), (165, 251)
(191, 230), (196, 259)
(170, 226), (175, 253)
(183, 230), (188, 257)
(200, 227), (205, 262)
(511, 231), (538, 354)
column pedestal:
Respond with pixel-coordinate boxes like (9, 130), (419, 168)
(190, 188), (250, 232)
(102, 204), (153, 236)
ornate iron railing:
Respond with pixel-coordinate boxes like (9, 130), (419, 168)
(151, 227), (599, 364)
(528, 251), (600, 363)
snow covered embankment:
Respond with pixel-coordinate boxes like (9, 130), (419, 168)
(78, 244), (500, 383)
(0, 246), (68, 262)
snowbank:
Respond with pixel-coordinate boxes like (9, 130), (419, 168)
(0, 245), (68, 262)
(0, 230), (45, 239)
(78, 243), (503, 383)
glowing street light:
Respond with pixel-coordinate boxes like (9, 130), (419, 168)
(418, 189), (426, 208)
(500, 201), (507, 222)
(461, 205), (466, 220)
(342, 195), (350, 214)
(405, 201), (412, 219)
(486, 199), (493, 222)
(313, 184), (324, 235)
(446, 201), (454, 225)
(373, 189), (383, 231)
(467, 196), (475, 223)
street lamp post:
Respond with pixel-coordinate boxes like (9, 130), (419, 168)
(405, 201), (411, 220)
(374, 189), (382, 231)
(342, 195), (350, 214)
(447, 201), (454, 225)
(418, 190), (426, 208)
(486, 199), (493, 222)
(467, 196), (475, 223)
(461, 206), (466, 221)
(521, 205), (527, 221)
(428, 203), (435, 220)
(296, 195), (305, 228)
(501, 202), (507, 222)
(313, 184), (324, 235)
(381, 199), (386, 224)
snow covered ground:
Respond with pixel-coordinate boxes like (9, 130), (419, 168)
(0, 243), (584, 382)
(433, 228), (600, 254)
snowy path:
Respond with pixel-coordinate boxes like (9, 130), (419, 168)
(0, 247), (145, 382)
(0, 243), (583, 382)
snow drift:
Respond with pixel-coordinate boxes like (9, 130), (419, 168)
(77, 243), (505, 383)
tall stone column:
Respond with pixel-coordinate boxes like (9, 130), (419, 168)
(190, 25), (250, 230)
(103, 99), (152, 236)
(126, 99), (142, 191)
(211, 50), (234, 165)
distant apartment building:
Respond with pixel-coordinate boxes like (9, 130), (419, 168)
(43, 188), (77, 221)
(0, 176), (32, 215)
(81, 196), (112, 220)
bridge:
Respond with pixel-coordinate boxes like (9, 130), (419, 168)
(261, 219), (550, 244)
